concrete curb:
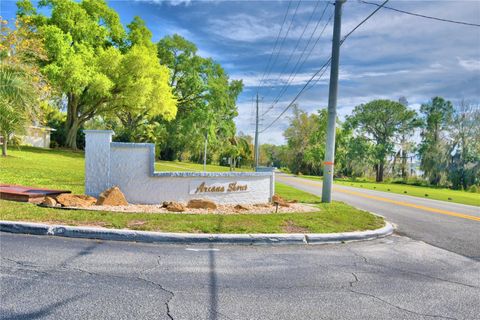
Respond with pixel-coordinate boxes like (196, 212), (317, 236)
(0, 220), (394, 245)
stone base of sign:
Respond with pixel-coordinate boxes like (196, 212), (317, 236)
(84, 130), (274, 205)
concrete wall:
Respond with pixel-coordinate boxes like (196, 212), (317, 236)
(84, 130), (274, 205)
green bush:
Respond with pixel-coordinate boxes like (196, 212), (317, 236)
(468, 185), (479, 193)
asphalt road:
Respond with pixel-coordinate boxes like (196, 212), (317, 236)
(276, 173), (480, 260)
(1, 232), (479, 320)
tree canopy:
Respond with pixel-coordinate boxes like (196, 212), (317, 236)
(344, 100), (418, 182)
(18, 0), (177, 149)
(156, 34), (243, 161)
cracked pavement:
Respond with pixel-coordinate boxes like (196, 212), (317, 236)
(1, 232), (479, 319)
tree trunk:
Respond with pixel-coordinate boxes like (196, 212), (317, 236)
(376, 161), (384, 182)
(401, 150), (407, 180)
(66, 121), (80, 150)
(65, 94), (79, 150)
(1, 133), (7, 157)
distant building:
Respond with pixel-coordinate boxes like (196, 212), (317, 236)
(19, 125), (56, 148)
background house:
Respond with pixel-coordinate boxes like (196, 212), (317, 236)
(20, 125), (56, 148)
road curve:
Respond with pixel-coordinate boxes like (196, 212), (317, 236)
(276, 173), (480, 260)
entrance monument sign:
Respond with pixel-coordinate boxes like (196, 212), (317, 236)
(84, 130), (274, 204)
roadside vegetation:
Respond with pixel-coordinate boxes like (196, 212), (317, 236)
(300, 175), (479, 207)
(261, 99), (479, 192)
(0, 147), (384, 233)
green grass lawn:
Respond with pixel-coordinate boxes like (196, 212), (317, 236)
(300, 175), (479, 207)
(0, 200), (383, 233)
(0, 146), (85, 194)
(275, 182), (321, 204)
(0, 146), (384, 233)
(156, 160), (252, 172)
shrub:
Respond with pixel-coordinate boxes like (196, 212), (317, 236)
(468, 185), (479, 193)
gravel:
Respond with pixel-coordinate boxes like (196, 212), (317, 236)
(69, 202), (318, 215)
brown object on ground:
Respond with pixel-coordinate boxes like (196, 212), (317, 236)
(0, 184), (71, 203)
(234, 204), (249, 211)
(272, 194), (290, 207)
(282, 220), (309, 233)
(96, 186), (128, 206)
(166, 202), (186, 212)
(187, 199), (217, 210)
(55, 194), (97, 207)
(41, 196), (57, 207)
(253, 203), (270, 208)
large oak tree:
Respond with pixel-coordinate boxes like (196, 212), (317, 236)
(156, 34), (242, 161)
(18, 0), (177, 149)
(346, 99), (418, 182)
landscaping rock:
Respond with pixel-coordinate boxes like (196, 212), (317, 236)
(41, 196), (57, 207)
(272, 194), (290, 207)
(96, 186), (128, 206)
(187, 199), (217, 210)
(234, 204), (249, 211)
(166, 202), (186, 212)
(253, 203), (270, 208)
(55, 194), (97, 207)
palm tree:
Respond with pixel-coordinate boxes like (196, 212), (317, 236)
(0, 65), (37, 156)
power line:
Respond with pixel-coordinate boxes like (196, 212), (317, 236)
(266, 0), (323, 102)
(260, 58), (332, 133)
(360, 0), (480, 27)
(306, 58), (331, 91)
(307, 0), (389, 90)
(340, 0), (389, 44)
(263, 2), (333, 116)
(260, 0), (302, 90)
(255, 1), (292, 95)
(261, 0), (390, 132)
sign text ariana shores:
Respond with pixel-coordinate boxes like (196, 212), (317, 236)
(191, 181), (249, 194)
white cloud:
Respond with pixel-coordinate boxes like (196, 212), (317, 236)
(134, 0), (192, 6)
(458, 58), (480, 71)
(231, 71), (318, 88)
(208, 13), (279, 42)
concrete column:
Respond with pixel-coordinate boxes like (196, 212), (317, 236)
(84, 130), (114, 197)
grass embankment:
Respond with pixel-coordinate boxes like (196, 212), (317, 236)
(301, 175), (479, 207)
(0, 146), (384, 233)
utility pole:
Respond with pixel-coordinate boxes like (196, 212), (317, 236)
(254, 93), (260, 172)
(203, 131), (208, 173)
(322, 0), (346, 203)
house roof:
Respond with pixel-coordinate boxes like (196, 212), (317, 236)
(28, 125), (56, 132)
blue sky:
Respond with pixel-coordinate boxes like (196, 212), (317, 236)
(1, 0), (479, 144)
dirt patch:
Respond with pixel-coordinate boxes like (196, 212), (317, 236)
(127, 220), (147, 228)
(282, 220), (310, 233)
